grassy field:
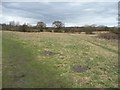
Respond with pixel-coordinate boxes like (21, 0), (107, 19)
(2, 31), (118, 88)
(0, 31), (2, 89)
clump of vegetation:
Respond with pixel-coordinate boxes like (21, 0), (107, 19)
(97, 32), (118, 40)
(84, 25), (94, 34)
(109, 27), (119, 34)
(20, 23), (29, 32)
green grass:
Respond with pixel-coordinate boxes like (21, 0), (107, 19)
(0, 31), (2, 89)
(2, 31), (118, 88)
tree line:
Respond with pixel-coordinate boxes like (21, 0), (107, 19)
(1, 20), (119, 34)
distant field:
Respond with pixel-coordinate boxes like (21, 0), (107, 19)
(2, 31), (118, 88)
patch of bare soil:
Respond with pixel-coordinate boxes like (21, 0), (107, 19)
(43, 50), (58, 56)
(72, 65), (90, 73)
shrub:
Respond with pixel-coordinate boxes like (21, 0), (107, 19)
(97, 32), (118, 40)
(109, 27), (119, 34)
(83, 25), (94, 34)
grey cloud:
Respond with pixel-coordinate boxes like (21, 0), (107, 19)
(1, 2), (118, 26)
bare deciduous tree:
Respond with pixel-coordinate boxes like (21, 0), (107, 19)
(52, 21), (64, 32)
(37, 22), (46, 32)
(52, 21), (64, 28)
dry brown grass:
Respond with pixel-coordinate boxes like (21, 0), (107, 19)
(96, 32), (118, 40)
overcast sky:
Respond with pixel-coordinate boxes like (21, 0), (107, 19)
(1, 1), (118, 27)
